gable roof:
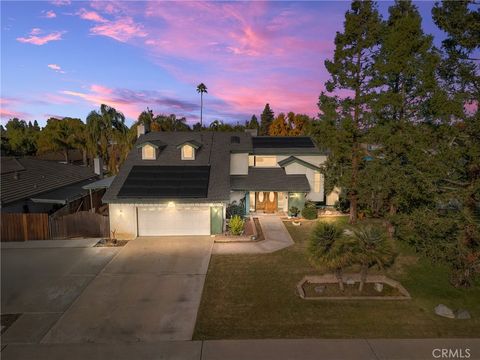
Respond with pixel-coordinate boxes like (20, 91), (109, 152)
(230, 168), (310, 192)
(278, 156), (321, 171)
(136, 140), (166, 149)
(176, 140), (203, 149)
(1, 157), (97, 205)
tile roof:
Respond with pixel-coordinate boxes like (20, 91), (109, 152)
(1, 157), (98, 205)
(230, 168), (310, 192)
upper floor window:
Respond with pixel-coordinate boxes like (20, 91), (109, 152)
(182, 145), (195, 160)
(142, 145), (156, 160)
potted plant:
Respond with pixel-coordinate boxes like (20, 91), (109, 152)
(289, 206), (301, 226)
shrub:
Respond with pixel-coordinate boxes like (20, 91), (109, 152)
(289, 206), (300, 217)
(226, 200), (245, 219)
(302, 201), (318, 219)
(334, 197), (350, 213)
(229, 215), (245, 235)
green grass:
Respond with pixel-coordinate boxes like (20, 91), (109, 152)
(193, 218), (480, 339)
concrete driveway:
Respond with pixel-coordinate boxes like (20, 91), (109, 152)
(41, 236), (213, 343)
(1, 239), (119, 344)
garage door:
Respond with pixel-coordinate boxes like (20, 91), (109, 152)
(137, 206), (210, 236)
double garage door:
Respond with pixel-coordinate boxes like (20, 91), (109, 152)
(137, 206), (210, 236)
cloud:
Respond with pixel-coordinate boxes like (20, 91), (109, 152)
(77, 8), (107, 23)
(17, 29), (65, 45)
(42, 10), (57, 18)
(50, 0), (71, 6)
(89, 17), (147, 42)
(47, 64), (65, 73)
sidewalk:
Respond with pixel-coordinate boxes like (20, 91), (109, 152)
(212, 216), (294, 254)
(3, 339), (480, 360)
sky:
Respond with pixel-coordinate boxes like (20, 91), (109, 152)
(1, 1), (446, 127)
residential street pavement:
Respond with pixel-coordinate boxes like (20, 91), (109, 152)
(3, 339), (480, 360)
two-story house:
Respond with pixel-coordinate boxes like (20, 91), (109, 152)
(103, 127), (333, 239)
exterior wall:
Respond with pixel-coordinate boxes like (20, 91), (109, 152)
(277, 192), (289, 212)
(109, 203), (137, 240)
(288, 192), (306, 214)
(230, 153), (249, 175)
(229, 191), (246, 204)
(326, 187), (341, 206)
(283, 162), (324, 201)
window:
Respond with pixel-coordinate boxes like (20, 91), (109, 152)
(142, 145), (156, 160)
(254, 156), (277, 167)
(182, 145), (195, 160)
(314, 172), (321, 193)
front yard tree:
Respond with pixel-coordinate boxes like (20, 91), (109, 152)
(260, 103), (275, 135)
(316, 0), (383, 224)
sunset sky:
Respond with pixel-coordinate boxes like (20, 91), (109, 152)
(1, 1), (445, 126)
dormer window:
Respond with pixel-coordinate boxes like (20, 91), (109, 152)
(182, 144), (195, 160)
(142, 145), (156, 160)
(176, 140), (202, 161)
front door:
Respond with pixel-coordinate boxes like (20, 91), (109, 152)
(255, 192), (277, 213)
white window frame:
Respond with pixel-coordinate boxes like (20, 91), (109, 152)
(142, 145), (156, 160)
(181, 144), (195, 160)
(314, 172), (321, 193)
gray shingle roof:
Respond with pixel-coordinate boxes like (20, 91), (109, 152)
(1, 157), (98, 205)
(278, 156), (321, 170)
(230, 168), (310, 192)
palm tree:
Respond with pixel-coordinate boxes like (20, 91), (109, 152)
(308, 222), (349, 291)
(196, 83), (208, 126)
(349, 225), (395, 292)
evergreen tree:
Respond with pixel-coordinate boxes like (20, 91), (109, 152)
(260, 103), (274, 135)
(246, 115), (259, 130)
(4, 118), (39, 155)
(316, 0), (383, 224)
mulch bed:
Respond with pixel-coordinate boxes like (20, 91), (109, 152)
(1, 314), (21, 335)
(94, 239), (129, 247)
(303, 282), (403, 298)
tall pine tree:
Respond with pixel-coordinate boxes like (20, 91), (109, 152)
(260, 103), (275, 135)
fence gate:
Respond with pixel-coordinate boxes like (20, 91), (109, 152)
(50, 211), (110, 239)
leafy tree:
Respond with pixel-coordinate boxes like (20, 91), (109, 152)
(315, 0), (383, 224)
(287, 112), (311, 136)
(137, 108), (154, 131)
(3, 118), (39, 155)
(308, 222), (348, 291)
(152, 114), (190, 132)
(268, 113), (291, 136)
(196, 83), (208, 126)
(0, 125), (11, 154)
(37, 117), (85, 163)
(246, 115), (259, 130)
(260, 103), (275, 135)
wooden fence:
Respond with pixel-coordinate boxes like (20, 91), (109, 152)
(1, 213), (50, 241)
(1, 211), (109, 241)
(49, 211), (109, 239)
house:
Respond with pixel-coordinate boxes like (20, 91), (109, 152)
(1, 157), (101, 214)
(104, 128), (336, 239)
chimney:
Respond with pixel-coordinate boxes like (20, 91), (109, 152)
(245, 128), (258, 137)
(94, 157), (104, 179)
(137, 123), (146, 138)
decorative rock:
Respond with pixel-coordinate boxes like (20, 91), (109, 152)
(314, 285), (326, 294)
(345, 278), (355, 285)
(434, 304), (455, 319)
(374, 283), (384, 292)
(455, 309), (471, 320)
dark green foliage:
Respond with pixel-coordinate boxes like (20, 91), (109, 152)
(260, 103), (274, 135)
(301, 201), (318, 220)
(226, 200), (245, 219)
(3, 118), (40, 155)
(308, 222), (345, 267)
(289, 206), (300, 217)
(246, 115), (259, 130)
(334, 198), (350, 214)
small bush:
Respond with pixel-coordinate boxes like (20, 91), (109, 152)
(334, 197), (350, 213)
(302, 201), (318, 219)
(289, 206), (300, 217)
(229, 215), (245, 235)
(226, 200), (245, 219)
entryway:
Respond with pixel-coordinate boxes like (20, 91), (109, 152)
(254, 192), (278, 213)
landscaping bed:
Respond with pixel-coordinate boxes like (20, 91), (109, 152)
(215, 217), (264, 243)
(94, 239), (129, 247)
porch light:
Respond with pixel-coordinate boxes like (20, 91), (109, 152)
(167, 201), (175, 208)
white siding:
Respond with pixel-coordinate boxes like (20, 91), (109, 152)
(109, 203), (137, 240)
(230, 153), (249, 175)
(283, 162), (324, 201)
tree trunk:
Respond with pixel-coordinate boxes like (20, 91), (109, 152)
(358, 265), (368, 292)
(63, 148), (69, 163)
(200, 93), (203, 126)
(82, 149), (87, 166)
(335, 268), (344, 292)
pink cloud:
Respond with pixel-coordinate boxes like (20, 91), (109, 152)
(77, 8), (107, 23)
(17, 29), (65, 45)
(50, 0), (71, 6)
(47, 63), (65, 73)
(42, 10), (57, 18)
(90, 17), (147, 42)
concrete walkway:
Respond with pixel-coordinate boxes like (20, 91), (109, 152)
(212, 216), (294, 254)
(3, 338), (480, 360)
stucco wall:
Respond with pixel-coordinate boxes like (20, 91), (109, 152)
(109, 203), (137, 240)
(283, 162), (324, 201)
(230, 153), (249, 175)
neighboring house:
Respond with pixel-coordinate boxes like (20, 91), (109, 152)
(0, 157), (100, 214)
(104, 128), (335, 239)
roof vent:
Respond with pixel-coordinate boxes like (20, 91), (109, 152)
(231, 136), (240, 144)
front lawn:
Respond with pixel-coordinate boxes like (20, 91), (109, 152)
(194, 218), (480, 339)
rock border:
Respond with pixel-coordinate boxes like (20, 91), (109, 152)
(297, 273), (411, 300)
